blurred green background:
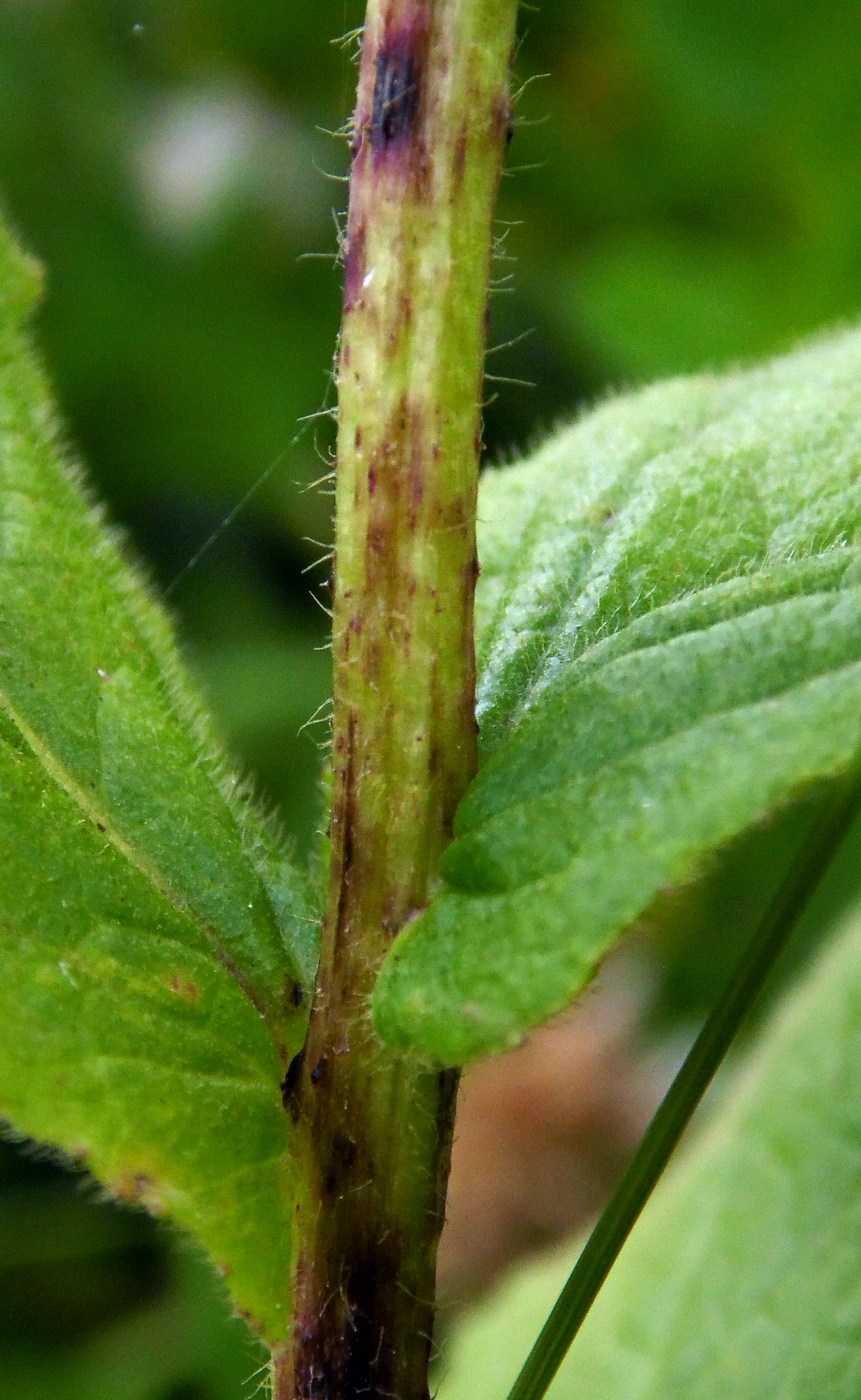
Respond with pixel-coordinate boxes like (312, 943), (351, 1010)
(2, 0), (861, 1393)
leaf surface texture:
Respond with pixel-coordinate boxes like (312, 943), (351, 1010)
(375, 328), (861, 1061)
(0, 222), (316, 1342)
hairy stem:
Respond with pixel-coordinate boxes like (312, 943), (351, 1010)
(273, 3), (519, 1396)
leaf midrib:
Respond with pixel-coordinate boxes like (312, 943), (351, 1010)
(0, 686), (272, 1026)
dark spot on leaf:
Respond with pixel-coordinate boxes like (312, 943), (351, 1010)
(113, 1171), (160, 1210)
(168, 976), (200, 1002)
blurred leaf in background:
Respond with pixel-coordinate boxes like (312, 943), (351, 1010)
(2, 0), (861, 1393)
(0, 1139), (266, 1400)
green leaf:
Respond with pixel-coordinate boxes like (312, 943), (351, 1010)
(374, 327), (861, 1063)
(440, 904), (861, 1400)
(0, 216), (318, 1341)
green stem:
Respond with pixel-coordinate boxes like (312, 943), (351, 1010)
(273, 4), (519, 1397)
(505, 767), (861, 1400)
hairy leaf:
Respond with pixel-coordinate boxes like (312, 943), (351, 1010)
(0, 218), (317, 1341)
(441, 905), (861, 1399)
(375, 328), (861, 1062)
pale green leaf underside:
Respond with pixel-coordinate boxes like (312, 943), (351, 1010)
(375, 327), (861, 1062)
(441, 905), (861, 1400)
(0, 220), (316, 1340)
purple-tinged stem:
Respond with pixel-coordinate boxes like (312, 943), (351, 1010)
(274, 2), (519, 1396)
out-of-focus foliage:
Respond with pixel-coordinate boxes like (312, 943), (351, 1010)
(440, 905), (861, 1400)
(0, 1141), (266, 1400)
(2, 0), (861, 1393)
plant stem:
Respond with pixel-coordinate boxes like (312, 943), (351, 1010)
(505, 767), (861, 1400)
(273, 4), (518, 1396)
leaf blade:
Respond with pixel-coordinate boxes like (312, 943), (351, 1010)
(0, 218), (317, 1341)
(440, 905), (861, 1400)
(0, 232), (316, 1030)
(375, 328), (861, 1062)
